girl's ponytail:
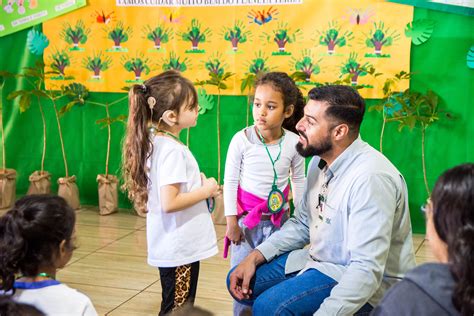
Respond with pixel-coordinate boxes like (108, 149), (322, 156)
(0, 210), (27, 292)
(450, 226), (474, 315)
(122, 85), (151, 215)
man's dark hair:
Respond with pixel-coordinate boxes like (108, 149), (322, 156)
(308, 85), (365, 136)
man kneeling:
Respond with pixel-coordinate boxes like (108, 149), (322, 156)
(227, 85), (416, 315)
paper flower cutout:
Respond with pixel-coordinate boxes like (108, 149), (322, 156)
(197, 87), (214, 115)
(27, 29), (50, 55)
(405, 19), (435, 46)
(467, 46), (474, 69)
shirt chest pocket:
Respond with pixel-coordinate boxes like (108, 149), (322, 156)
(317, 202), (344, 244)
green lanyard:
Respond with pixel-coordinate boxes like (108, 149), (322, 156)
(18, 272), (56, 280)
(156, 129), (182, 144)
(255, 127), (284, 189)
(255, 127), (286, 214)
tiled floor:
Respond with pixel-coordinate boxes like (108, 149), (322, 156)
(21, 207), (435, 315)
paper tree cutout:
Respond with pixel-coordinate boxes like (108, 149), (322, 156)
(467, 46), (474, 69)
(197, 87), (214, 114)
(27, 29), (50, 55)
(405, 19), (435, 46)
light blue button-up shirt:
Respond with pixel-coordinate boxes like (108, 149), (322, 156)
(257, 137), (416, 315)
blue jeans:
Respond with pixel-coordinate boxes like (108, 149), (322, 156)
(231, 217), (284, 316)
(227, 253), (373, 315)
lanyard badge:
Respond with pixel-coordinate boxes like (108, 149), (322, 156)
(206, 197), (215, 213)
(268, 184), (285, 214)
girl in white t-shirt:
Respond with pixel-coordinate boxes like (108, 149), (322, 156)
(223, 72), (306, 315)
(0, 195), (97, 316)
(122, 70), (220, 315)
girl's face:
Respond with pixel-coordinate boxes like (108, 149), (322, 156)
(425, 201), (449, 263)
(177, 102), (199, 129)
(253, 84), (292, 134)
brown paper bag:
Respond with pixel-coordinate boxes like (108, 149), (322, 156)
(97, 174), (118, 216)
(0, 169), (16, 209)
(57, 175), (80, 210)
(27, 171), (52, 195)
(211, 192), (226, 225)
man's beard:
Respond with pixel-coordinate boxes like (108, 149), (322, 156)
(296, 133), (333, 158)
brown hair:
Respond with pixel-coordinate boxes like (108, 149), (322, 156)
(121, 70), (198, 214)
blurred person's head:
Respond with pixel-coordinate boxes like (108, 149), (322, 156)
(426, 163), (474, 315)
(0, 195), (76, 292)
(0, 296), (45, 316)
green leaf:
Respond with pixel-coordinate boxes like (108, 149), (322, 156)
(467, 46), (474, 69)
(19, 93), (32, 112)
(59, 101), (78, 115)
(194, 80), (207, 87)
(23, 68), (41, 78)
(0, 70), (14, 79)
(240, 74), (255, 93)
(197, 87), (214, 114)
(7, 90), (28, 100)
(290, 71), (308, 82)
(405, 19), (435, 46)
(96, 114), (128, 127)
(30, 90), (49, 98)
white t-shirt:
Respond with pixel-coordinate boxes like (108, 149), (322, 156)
(12, 280), (97, 316)
(146, 136), (218, 267)
(223, 127), (306, 216)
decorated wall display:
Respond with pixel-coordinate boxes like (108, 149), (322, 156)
(0, 0), (86, 37)
(43, 0), (413, 98)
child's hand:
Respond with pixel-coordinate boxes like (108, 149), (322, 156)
(200, 173), (220, 198)
(226, 218), (244, 245)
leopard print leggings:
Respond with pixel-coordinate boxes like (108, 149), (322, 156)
(158, 261), (200, 315)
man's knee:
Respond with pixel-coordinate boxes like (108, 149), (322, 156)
(253, 294), (281, 315)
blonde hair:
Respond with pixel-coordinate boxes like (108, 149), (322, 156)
(121, 71), (198, 215)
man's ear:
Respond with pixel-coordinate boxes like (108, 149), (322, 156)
(161, 110), (178, 126)
(332, 123), (349, 140)
(284, 104), (294, 119)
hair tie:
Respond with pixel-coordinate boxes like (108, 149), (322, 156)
(147, 96), (156, 110)
(141, 84), (147, 93)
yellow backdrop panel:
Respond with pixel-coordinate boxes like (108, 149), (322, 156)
(44, 0), (413, 98)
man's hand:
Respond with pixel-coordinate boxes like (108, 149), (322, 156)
(229, 250), (266, 300)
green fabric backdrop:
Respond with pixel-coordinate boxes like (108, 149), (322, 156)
(0, 8), (472, 233)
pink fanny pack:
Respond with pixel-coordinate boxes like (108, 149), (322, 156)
(223, 185), (289, 258)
